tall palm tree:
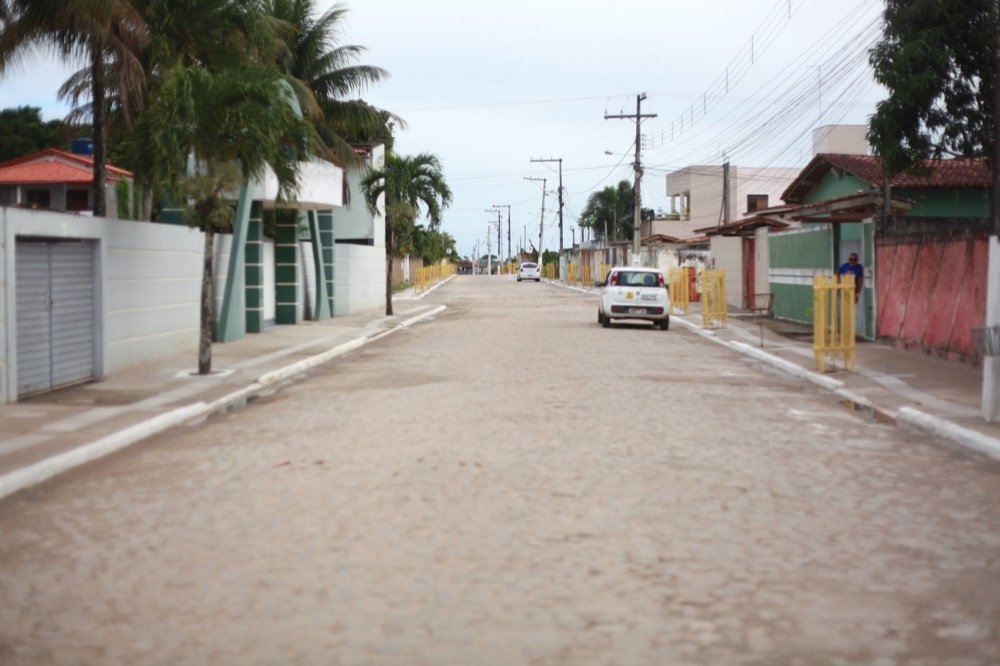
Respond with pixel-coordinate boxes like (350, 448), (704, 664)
(264, 0), (397, 165)
(0, 0), (146, 216)
(361, 152), (453, 315)
(129, 63), (314, 374)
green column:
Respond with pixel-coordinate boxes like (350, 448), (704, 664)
(307, 211), (331, 320)
(245, 203), (265, 333)
(217, 184), (251, 342)
(274, 212), (300, 325)
(318, 209), (335, 315)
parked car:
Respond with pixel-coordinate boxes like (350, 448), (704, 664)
(595, 266), (670, 329)
(517, 262), (541, 282)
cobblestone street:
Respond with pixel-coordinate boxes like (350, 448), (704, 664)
(2, 276), (999, 664)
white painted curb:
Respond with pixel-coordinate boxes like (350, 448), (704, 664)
(729, 341), (844, 392)
(897, 407), (1000, 461)
(0, 305), (448, 501)
(0, 403), (209, 501)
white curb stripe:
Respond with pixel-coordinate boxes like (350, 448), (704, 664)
(729, 341), (845, 392)
(898, 407), (1000, 461)
(0, 305), (449, 501)
(0, 403), (209, 501)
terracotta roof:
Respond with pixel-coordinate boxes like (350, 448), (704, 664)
(0, 148), (131, 185)
(641, 233), (681, 245)
(782, 153), (991, 203)
(696, 215), (791, 237)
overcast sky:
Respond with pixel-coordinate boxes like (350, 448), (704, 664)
(0, 0), (886, 258)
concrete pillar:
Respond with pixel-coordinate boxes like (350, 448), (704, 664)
(244, 203), (264, 334)
(217, 185), (251, 342)
(983, 236), (1000, 421)
(307, 211), (331, 320)
(274, 213), (299, 325)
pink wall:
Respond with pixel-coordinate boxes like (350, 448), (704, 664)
(876, 238), (988, 362)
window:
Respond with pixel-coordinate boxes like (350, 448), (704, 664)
(25, 189), (51, 209)
(746, 194), (769, 213)
(66, 189), (89, 211)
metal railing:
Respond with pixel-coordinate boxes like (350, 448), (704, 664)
(669, 268), (690, 314)
(813, 274), (856, 371)
(543, 264), (556, 279)
(414, 263), (456, 292)
(701, 269), (727, 328)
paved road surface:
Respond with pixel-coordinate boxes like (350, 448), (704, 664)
(2, 276), (999, 664)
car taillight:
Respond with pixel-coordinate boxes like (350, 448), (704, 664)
(658, 273), (665, 288)
(610, 273), (619, 286)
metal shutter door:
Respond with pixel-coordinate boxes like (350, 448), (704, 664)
(15, 242), (53, 395)
(50, 242), (95, 388)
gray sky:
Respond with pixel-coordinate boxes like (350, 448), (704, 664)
(0, 0), (885, 258)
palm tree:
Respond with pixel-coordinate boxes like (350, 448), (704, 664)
(361, 153), (453, 315)
(0, 0), (147, 216)
(129, 63), (314, 374)
(264, 0), (397, 165)
(579, 180), (634, 241)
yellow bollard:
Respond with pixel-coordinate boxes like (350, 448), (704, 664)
(701, 269), (727, 328)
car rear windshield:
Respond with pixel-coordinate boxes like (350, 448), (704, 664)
(521, 263), (537, 269)
(613, 271), (661, 286)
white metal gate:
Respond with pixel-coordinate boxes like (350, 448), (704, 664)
(15, 239), (96, 397)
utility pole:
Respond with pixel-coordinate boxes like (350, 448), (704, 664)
(492, 204), (511, 269)
(524, 177), (547, 266)
(485, 208), (502, 271)
(486, 224), (492, 276)
(722, 160), (731, 226)
(605, 93), (657, 263)
(530, 158), (564, 254)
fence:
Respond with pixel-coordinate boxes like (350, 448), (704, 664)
(813, 274), (855, 371)
(414, 263), (456, 292)
(543, 263), (556, 279)
(669, 268), (690, 314)
(701, 269), (727, 328)
(567, 262), (577, 285)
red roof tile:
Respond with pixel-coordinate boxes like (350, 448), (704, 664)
(0, 148), (131, 185)
(783, 153), (991, 203)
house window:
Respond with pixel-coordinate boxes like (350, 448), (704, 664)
(26, 189), (51, 209)
(746, 194), (769, 213)
(66, 189), (89, 211)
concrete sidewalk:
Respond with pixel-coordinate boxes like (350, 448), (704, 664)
(0, 299), (447, 500)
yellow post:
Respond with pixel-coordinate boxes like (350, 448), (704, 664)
(812, 274), (856, 371)
(701, 269), (727, 328)
(669, 268), (690, 314)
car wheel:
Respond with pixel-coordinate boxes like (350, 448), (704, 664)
(602, 314), (611, 328)
(517, 277), (521, 282)
(535, 278), (540, 282)
(597, 310), (603, 324)
(660, 317), (670, 330)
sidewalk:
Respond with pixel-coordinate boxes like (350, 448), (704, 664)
(0, 298), (447, 500)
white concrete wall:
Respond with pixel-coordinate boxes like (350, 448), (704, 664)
(812, 124), (869, 155)
(336, 145), (385, 244)
(103, 221), (202, 373)
(333, 243), (385, 316)
(709, 235), (744, 308)
(1, 208), (204, 402)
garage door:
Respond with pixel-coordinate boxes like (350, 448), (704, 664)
(16, 239), (96, 397)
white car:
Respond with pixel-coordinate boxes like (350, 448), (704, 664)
(595, 266), (670, 329)
(517, 262), (541, 282)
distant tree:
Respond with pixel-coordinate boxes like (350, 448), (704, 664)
(579, 180), (634, 240)
(868, 0), (997, 174)
(0, 106), (61, 161)
(411, 226), (457, 265)
(360, 152), (452, 316)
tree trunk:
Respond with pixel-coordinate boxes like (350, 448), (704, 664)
(385, 226), (394, 316)
(90, 44), (107, 218)
(199, 225), (215, 375)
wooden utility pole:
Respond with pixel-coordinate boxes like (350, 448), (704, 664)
(605, 93), (657, 262)
(493, 204), (512, 267)
(530, 158), (564, 253)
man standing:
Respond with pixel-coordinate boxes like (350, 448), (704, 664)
(838, 253), (864, 303)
